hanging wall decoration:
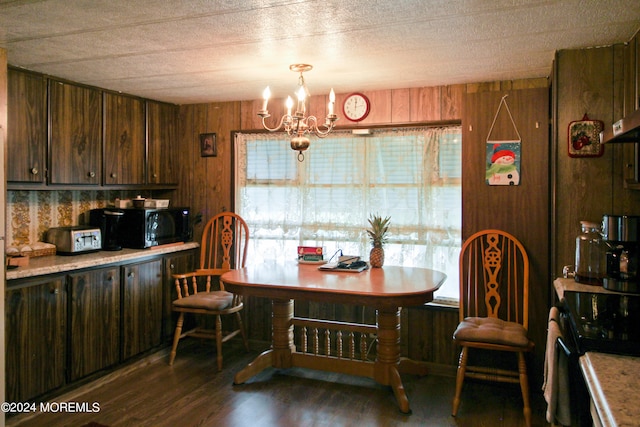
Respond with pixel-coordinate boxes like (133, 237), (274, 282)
(485, 95), (522, 186)
(200, 133), (217, 157)
(568, 114), (604, 158)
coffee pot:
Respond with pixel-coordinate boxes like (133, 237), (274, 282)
(89, 209), (124, 251)
(602, 215), (639, 293)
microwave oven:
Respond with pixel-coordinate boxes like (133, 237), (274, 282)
(89, 207), (190, 249)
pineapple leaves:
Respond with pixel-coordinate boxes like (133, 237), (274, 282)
(366, 214), (391, 247)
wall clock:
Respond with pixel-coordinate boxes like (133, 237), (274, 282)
(342, 93), (370, 122)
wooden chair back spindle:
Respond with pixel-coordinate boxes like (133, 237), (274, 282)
(458, 229), (529, 329)
(199, 212), (249, 272)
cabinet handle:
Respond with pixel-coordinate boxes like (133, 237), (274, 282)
(50, 287), (59, 295)
(128, 272), (135, 278)
(31, 167), (38, 175)
(88, 171), (96, 178)
(111, 173), (117, 178)
(170, 264), (175, 269)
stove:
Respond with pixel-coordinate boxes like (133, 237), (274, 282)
(562, 290), (640, 356)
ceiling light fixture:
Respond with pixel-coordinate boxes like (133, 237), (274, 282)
(258, 64), (338, 161)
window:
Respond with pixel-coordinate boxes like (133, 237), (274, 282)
(234, 126), (462, 301)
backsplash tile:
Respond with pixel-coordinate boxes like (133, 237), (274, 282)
(6, 190), (136, 247)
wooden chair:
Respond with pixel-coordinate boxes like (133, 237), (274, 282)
(451, 229), (534, 427)
(168, 212), (250, 371)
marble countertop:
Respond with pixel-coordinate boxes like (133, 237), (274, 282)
(553, 277), (625, 300)
(6, 242), (199, 281)
(580, 352), (640, 427)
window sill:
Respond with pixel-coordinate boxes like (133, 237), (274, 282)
(425, 297), (459, 309)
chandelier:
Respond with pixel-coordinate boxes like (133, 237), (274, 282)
(258, 64), (338, 161)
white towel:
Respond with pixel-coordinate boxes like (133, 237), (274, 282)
(542, 307), (571, 426)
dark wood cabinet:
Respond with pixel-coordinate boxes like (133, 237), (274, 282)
(49, 80), (102, 185)
(7, 68), (47, 184)
(5, 248), (196, 401)
(122, 259), (163, 359)
(147, 100), (178, 185)
(69, 267), (120, 381)
(162, 250), (196, 342)
(5, 277), (67, 402)
(104, 92), (146, 185)
(7, 70), (181, 189)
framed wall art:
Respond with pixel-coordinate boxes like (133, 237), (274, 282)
(568, 114), (604, 158)
(486, 141), (521, 186)
(200, 133), (217, 157)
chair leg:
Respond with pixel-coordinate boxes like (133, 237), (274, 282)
(235, 311), (249, 351)
(452, 346), (468, 417)
(215, 314), (223, 372)
(169, 312), (184, 366)
(518, 352), (532, 427)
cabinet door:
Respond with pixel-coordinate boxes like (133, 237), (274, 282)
(147, 100), (177, 185)
(122, 259), (163, 359)
(104, 92), (146, 185)
(5, 277), (66, 402)
(7, 69), (47, 183)
(69, 267), (120, 381)
(49, 80), (102, 185)
(163, 250), (196, 342)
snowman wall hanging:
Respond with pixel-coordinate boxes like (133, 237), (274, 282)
(485, 95), (522, 186)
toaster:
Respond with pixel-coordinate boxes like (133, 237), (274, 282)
(45, 226), (102, 255)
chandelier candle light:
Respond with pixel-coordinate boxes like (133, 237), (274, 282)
(258, 64), (338, 161)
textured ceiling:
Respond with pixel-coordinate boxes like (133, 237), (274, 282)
(1, 0), (639, 105)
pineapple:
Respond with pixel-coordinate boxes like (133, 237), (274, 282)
(367, 214), (390, 268)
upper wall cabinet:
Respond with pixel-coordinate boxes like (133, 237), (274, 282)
(7, 68), (47, 184)
(147, 100), (178, 186)
(49, 80), (103, 185)
(7, 69), (179, 190)
(104, 93), (146, 185)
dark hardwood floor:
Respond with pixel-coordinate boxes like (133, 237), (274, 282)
(8, 340), (549, 427)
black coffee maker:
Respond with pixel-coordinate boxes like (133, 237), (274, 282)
(602, 215), (639, 293)
(89, 209), (124, 251)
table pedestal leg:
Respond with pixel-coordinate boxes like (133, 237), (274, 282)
(233, 298), (294, 384)
(375, 306), (411, 414)
(271, 298), (295, 368)
(233, 349), (273, 385)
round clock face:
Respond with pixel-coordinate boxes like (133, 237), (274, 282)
(343, 93), (370, 122)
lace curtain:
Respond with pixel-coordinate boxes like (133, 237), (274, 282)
(234, 126), (461, 299)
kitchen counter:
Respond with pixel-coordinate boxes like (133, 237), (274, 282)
(580, 352), (640, 427)
(6, 242), (199, 281)
(553, 277), (624, 301)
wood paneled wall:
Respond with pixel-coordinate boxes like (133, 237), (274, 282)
(553, 44), (640, 285)
(239, 85), (464, 130)
(462, 86), (551, 387)
(172, 101), (240, 238)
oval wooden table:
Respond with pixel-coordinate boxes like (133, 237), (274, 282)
(221, 262), (447, 414)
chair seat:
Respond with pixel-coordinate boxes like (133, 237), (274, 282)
(173, 291), (233, 311)
(453, 316), (530, 347)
